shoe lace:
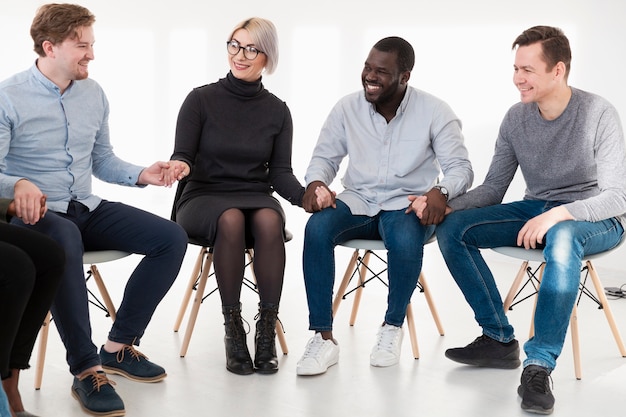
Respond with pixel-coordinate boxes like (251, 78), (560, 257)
(87, 372), (115, 392)
(303, 335), (327, 358)
(225, 313), (250, 351)
(375, 326), (400, 350)
(117, 345), (149, 363)
(468, 335), (493, 347)
(524, 367), (553, 394)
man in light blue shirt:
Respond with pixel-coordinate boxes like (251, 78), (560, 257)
(296, 36), (473, 376)
(0, 4), (188, 416)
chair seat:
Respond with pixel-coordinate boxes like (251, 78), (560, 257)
(83, 250), (132, 264)
(491, 246), (618, 263)
(341, 234), (437, 251)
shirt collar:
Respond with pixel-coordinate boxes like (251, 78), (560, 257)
(29, 60), (73, 95)
(366, 86), (411, 118)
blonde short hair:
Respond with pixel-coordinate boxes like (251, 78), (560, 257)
(228, 17), (279, 74)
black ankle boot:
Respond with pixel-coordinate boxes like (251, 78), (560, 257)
(254, 302), (279, 374)
(222, 304), (254, 375)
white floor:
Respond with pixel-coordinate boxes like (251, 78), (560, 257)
(15, 233), (626, 417)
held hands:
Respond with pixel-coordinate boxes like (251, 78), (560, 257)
(12, 179), (48, 225)
(138, 161), (172, 186)
(303, 180), (336, 213)
(161, 160), (191, 187)
(517, 206), (574, 249)
(138, 160), (190, 187)
(405, 189), (450, 225)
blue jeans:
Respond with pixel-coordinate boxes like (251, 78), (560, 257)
(436, 199), (623, 370)
(303, 199), (435, 331)
(12, 200), (188, 375)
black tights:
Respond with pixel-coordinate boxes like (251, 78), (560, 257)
(213, 208), (285, 307)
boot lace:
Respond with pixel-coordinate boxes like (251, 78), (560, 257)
(225, 311), (250, 351)
(254, 310), (280, 346)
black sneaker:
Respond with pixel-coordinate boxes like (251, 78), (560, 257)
(71, 371), (125, 417)
(100, 345), (167, 383)
(445, 334), (521, 369)
(518, 365), (555, 414)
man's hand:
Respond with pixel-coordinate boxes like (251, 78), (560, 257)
(517, 206), (574, 249)
(138, 161), (172, 186)
(315, 185), (336, 210)
(162, 160), (190, 187)
(13, 179), (47, 224)
(303, 180), (335, 213)
(406, 195), (428, 217)
(410, 188), (448, 225)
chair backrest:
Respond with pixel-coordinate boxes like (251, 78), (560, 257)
(170, 178), (188, 223)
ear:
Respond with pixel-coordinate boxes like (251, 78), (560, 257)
(41, 40), (55, 58)
(553, 61), (566, 80)
(401, 70), (411, 85)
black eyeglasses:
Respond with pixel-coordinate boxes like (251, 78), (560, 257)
(226, 40), (264, 60)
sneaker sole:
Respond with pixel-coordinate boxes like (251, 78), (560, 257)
(296, 357), (338, 376)
(445, 352), (521, 369)
(370, 355), (400, 367)
(71, 388), (125, 417)
(518, 385), (554, 415)
(101, 366), (167, 383)
(520, 401), (554, 415)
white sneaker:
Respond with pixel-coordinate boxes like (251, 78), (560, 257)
(370, 323), (403, 367)
(296, 333), (340, 376)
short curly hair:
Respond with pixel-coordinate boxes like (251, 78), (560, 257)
(30, 3), (95, 57)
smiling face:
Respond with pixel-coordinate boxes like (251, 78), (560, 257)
(361, 48), (407, 107)
(513, 42), (560, 105)
(228, 28), (267, 82)
(40, 24), (94, 90)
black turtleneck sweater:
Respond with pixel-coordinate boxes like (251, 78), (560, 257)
(171, 72), (305, 208)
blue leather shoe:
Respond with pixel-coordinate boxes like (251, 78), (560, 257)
(100, 345), (166, 383)
(71, 371), (125, 417)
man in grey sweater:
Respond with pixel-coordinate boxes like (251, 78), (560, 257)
(418, 26), (626, 414)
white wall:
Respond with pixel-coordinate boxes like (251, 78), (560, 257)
(2, 0), (626, 272)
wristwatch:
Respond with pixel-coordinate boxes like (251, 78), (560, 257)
(433, 185), (449, 201)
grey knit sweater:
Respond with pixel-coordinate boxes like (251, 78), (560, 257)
(449, 87), (626, 226)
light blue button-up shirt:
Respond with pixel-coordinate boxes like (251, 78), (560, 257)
(305, 87), (473, 216)
(0, 63), (144, 213)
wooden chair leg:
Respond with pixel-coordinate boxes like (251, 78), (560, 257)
(90, 265), (117, 320)
(275, 323), (288, 355)
(34, 311), (52, 390)
(419, 272), (445, 336)
(174, 247), (207, 332)
(570, 304), (582, 379)
(586, 260), (626, 357)
(405, 303), (420, 359)
(349, 250), (371, 326)
(503, 261), (530, 311)
(332, 249), (359, 316)
(527, 264), (545, 339)
(179, 252), (212, 357)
